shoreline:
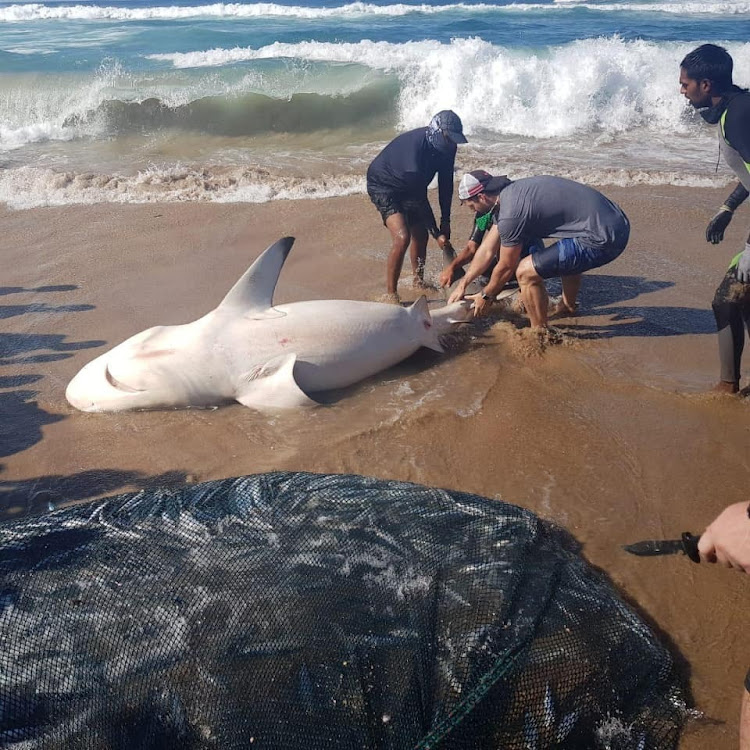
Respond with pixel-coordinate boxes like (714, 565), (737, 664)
(0, 157), (737, 211)
(1, 184), (749, 748)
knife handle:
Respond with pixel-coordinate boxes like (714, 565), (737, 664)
(681, 532), (701, 563)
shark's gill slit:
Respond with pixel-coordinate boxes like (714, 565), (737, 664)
(105, 365), (144, 393)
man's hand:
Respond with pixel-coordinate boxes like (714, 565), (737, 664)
(448, 282), (467, 304)
(738, 245), (750, 283)
(468, 292), (492, 318)
(706, 207), (733, 244)
(439, 266), (455, 288)
(697, 501), (750, 572)
(439, 220), (451, 240)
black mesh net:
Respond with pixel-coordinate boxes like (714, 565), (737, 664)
(0, 472), (686, 749)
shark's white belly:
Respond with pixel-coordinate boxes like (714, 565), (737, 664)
(227, 300), (424, 392)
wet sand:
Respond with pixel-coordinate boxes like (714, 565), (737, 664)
(1, 185), (749, 748)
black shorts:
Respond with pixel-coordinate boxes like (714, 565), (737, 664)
(368, 191), (430, 228)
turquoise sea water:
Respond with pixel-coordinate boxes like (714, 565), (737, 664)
(0, 0), (748, 206)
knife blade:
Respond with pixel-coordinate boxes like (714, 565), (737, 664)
(622, 532), (701, 563)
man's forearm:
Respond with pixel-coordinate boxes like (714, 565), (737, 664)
(438, 168), (453, 224)
(461, 243), (495, 286)
(451, 243), (477, 269)
(421, 199), (440, 238)
(482, 265), (515, 298)
(723, 182), (750, 212)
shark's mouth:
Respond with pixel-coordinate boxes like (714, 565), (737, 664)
(105, 364), (145, 393)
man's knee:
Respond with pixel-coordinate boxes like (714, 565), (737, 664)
(516, 257), (542, 284)
(386, 223), (410, 252)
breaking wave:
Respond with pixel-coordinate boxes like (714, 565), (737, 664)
(3, 36), (749, 152)
(147, 37), (750, 138)
(1, 0), (748, 22)
(64, 85), (399, 137)
(0, 68), (398, 150)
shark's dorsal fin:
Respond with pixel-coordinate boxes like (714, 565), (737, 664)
(218, 237), (295, 315)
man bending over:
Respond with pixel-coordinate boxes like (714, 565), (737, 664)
(448, 175), (629, 328)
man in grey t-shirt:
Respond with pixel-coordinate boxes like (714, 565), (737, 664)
(448, 175), (630, 329)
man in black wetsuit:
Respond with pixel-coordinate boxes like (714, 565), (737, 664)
(367, 110), (467, 303)
(680, 44), (750, 394)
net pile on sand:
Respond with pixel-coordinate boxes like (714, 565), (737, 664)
(0, 472), (686, 749)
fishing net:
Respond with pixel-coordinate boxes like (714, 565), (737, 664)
(0, 472), (686, 749)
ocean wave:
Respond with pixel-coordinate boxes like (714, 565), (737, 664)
(149, 37), (750, 138)
(1, 0), (748, 23)
(3, 36), (749, 151)
(64, 84), (398, 137)
(0, 163), (732, 210)
(0, 63), (397, 150)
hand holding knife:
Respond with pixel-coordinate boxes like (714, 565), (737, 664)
(623, 532), (701, 563)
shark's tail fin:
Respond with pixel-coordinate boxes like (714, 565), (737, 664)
(409, 296), (444, 353)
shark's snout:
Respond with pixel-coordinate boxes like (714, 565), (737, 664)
(66, 355), (151, 412)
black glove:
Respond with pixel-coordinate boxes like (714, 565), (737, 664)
(439, 219), (451, 240)
(706, 208), (733, 244)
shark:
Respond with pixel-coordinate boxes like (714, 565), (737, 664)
(65, 237), (472, 413)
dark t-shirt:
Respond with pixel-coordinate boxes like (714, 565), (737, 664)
(467, 206), (538, 272)
(494, 176), (630, 249)
(366, 128), (455, 224)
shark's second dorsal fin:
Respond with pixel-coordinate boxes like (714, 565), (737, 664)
(218, 237), (295, 314)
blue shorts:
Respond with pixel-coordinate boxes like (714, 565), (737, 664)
(531, 237), (626, 279)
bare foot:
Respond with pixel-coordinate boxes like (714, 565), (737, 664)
(549, 298), (578, 318)
(713, 380), (739, 394)
(379, 292), (401, 305)
(412, 277), (438, 291)
(532, 325), (564, 346)
(511, 325), (565, 358)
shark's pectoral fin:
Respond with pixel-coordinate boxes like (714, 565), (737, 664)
(410, 296), (444, 353)
(235, 353), (317, 410)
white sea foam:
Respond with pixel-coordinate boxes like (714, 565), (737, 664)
(0, 163), (731, 210)
(148, 37), (750, 138)
(0, 165), (366, 209)
(1, 1), (748, 22)
(3, 37), (748, 153)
